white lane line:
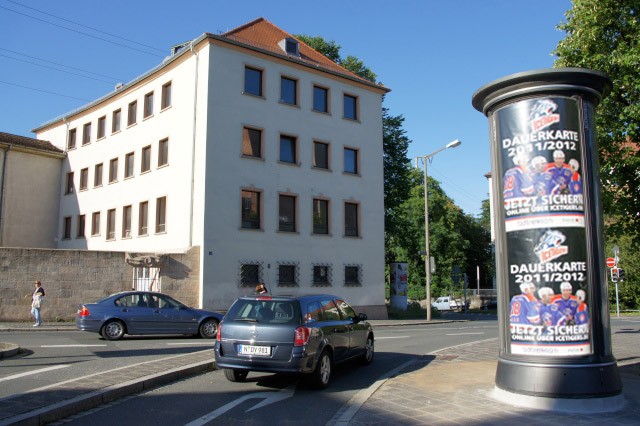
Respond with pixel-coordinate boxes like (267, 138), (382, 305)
(0, 365), (70, 383)
(445, 332), (485, 336)
(375, 336), (410, 340)
(166, 342), (214, 346)
(41, 345), (107, 348)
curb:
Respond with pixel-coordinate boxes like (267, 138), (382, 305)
(1, 359), (215, 426)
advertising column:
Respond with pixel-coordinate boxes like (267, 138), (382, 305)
(389, 262), (408, 310)
(472, 68), (622, 402)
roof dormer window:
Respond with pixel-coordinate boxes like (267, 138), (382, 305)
(279, 38), (299, 57)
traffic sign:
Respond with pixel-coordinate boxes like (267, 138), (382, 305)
(606, 257), (616, 268)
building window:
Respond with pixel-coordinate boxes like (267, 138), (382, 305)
(79, 168), (88, 190)
(242, 127), (262, 158)
(278, 264), (298, 286)
(345, 265), (361, 286)
(125, 152), (134, 178)
(279, 135), (297, 164)
(65, 172), (74, 195)
(158, 138), (168, 167)
(128, 101), (137, 126)
(161, 81), (172, 109)
(313, 141), (329, 169)
(82, 122), (91, 145)
(240, 263), (261, 286)
(106, 209), (116, 240)
(279, 194), (296, 232)
(244, 66), (263, 96)
(345, 202), (359, 237)
(313, 86), (329, 113)
(241, 190), (261, 229)
(144, 91), (154, 118)
(141, 145), (151, 172)
(285, 38), (299, 56)
(156, 196), (167, 233)
(109, 158), (118, 183)
(63, 217), (72, 240)
(122, 205), (132, 238)
(133, 267), (161, 292)
(91, 212), (100, 236)
(344, 94), (358, 120)
(112, 109), (121, 133)
(313, 265), (331, 286)
(77, 214), (85, 238)
(280, 76), (297, 105)
(94, 163), (103, 187)
(97, 116), (106, 139)
(344, 147), (358, 174)
(68, 128), (76, 150)
(313, 199), (329, 235)
(139, 201), (148, 236)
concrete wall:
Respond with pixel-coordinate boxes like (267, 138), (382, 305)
(0, 246), (200, 322)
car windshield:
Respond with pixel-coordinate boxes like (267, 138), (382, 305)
(226, 299), (300, 325)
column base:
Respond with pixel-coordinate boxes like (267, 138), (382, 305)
(496, 356), (622, 399)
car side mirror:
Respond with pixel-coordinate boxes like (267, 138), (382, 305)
(356, 313), (368, 323)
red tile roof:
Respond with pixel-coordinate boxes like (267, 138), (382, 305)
(218, 17), (387, 90)
(0, 132), (63, 154)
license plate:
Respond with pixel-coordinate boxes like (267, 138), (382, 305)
(238, 345), (271, 356)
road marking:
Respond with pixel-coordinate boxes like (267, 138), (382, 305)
(375, 336), (410, 340)
(445, 332), (485, 336)
(166, 342), (215, 346)
(41, 345), (107, 348)
(0, 365), (69, 383)
(184, 385), (295, 425)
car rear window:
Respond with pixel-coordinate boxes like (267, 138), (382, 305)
(226, 299), (301, 325)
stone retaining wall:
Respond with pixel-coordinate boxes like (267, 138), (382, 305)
(0, 247), (200, 322)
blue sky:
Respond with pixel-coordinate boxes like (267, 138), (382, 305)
(1, 0), (573, 216)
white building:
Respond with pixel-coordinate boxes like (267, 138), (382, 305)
(33, 18), (389, 316)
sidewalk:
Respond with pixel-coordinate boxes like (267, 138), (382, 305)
(335, 330), (640, 425)
(0, 318), (638, 425)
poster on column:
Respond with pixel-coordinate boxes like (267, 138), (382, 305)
(497, 96), (591, 356)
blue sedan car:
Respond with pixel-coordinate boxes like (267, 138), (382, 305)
(76, 291), (224, 341)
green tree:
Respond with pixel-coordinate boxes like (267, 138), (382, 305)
(554, 0), (640, 240)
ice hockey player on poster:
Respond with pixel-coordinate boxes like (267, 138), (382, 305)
(552, 282), (580, 325)
(539, 287), (566, 327)
(509, 282), (540, 325)
(503, 154), (535, 199)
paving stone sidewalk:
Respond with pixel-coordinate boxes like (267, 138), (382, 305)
(347, 331), (640, 425)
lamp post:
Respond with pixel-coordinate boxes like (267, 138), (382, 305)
(416, 139), (461, 321)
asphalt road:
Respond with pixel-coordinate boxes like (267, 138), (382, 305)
(36, 320), (500, 425)
(0, 331), (216, 399)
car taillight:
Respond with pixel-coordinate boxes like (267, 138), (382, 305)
(294, 326), (310, 347)
(216, 323), (222, 341)
(78, 306), (90, 317)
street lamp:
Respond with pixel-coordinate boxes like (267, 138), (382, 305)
(415, 139), (462, 320)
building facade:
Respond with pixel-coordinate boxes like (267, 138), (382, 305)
(0, 132), (64, 248)
(33, 18), (388, 316)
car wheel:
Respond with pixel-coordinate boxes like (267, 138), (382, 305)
(199, 318), (219, 339)
(101, 320), (125, 341)
(309, 350), (332, 389)
(361, 334), (374, 365)
(223, 368), (248, 382)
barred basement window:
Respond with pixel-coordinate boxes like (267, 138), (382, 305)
(312, 264), (331, 286)
(133, 267), (161, 292)
(344, 265), (361, 286)
(278, 264), (298, 286)
(240, 263), (261, 286)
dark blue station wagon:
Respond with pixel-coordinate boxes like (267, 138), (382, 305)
(214, 294), (374, 389)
